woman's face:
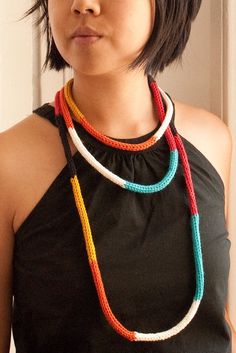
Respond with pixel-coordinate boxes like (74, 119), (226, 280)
(48, 0), (155, 76)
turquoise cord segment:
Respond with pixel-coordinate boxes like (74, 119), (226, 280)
(191, 214), (204, 301)
(124, 150), (178, 193)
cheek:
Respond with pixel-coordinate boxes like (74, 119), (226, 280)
(48, 1), (57, 27)
(116, 3), (153, 48)
(48, 3), (67, 44)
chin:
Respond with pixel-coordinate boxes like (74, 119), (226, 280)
(72, 64), (119, 77)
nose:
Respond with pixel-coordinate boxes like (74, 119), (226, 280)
(71, 0), (101, 16)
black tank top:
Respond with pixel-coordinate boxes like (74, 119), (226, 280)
(12, 101), (232, 353)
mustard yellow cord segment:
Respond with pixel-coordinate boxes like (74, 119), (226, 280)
(65, 80), (84, 121)
(70, 175), (97, 262)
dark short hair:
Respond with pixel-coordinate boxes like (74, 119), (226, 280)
(22, 0), (202, 76)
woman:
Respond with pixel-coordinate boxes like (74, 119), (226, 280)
(0, 0), (235, 352)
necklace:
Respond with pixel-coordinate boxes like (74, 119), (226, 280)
(56, 80), (179, 194)
(53, 77), (204, 341)
(63, 75), (173, 151)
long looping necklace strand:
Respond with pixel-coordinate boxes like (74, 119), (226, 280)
(54, 76), (204, 342)
(63, 75), (173, 151)
(57, 81), (179, 194)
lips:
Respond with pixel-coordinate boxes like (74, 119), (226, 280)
(73, 36), (102, 44)
(72, 26), (103, 38)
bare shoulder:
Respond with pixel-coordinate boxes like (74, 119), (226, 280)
(0, 113), (59, 182)
(174, 100), (232, 147)
(0, 113), (69, 233)
(174, 99), (232, 206)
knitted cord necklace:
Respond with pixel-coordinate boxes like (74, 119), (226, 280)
(63, 76), (173, 151)
(54, 75), (204, 342)
(57, 80), (179, 194)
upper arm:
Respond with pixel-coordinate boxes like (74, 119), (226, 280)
(209, 115), (232, 220)
(0, 132), (16, 353)
(205, 114), (233, 221)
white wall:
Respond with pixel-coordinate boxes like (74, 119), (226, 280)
(158, 0), (223, 117)
(0, 0), (33, 131)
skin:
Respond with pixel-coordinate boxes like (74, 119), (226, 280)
(48, 0), (158, 138)
(0, 0), (235, 351)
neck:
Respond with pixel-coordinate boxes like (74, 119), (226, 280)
(71, 71), (159, 139)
